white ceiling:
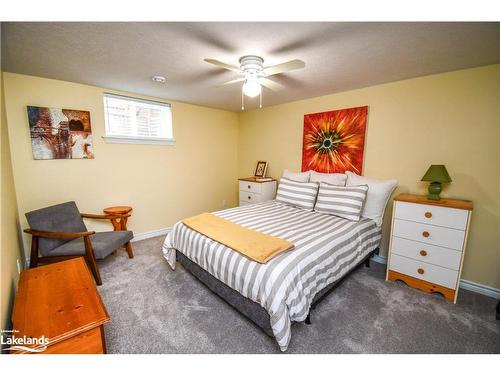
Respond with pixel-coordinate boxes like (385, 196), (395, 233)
(2, 22), (499, 112)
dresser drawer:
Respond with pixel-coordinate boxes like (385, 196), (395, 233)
(389, 254), (459, 289)
(394, 201), (468, 230)
(393, 219), (465, 250)
(40, 327), (105, 354)
(239, 191), (262, 204)
(239, 181), (262, 194)
(391, 236), (462, 270)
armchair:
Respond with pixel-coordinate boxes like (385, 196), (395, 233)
(24, 201), (134, 285)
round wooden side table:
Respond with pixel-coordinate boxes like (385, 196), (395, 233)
(103, 206), (132, 231)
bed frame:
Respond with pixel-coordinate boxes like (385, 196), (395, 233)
(177, 247), (379, 337)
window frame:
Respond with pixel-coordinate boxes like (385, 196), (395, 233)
(102, 93), (174, 145)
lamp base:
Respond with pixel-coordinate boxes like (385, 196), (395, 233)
(427, 181), (442, 200)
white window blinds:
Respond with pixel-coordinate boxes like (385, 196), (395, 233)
(103, 93), (173, 144)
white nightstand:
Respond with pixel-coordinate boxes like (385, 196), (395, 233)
(238, 177), (277, 206)
(386, 193), (473, 303)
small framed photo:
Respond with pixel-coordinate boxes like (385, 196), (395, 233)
(254, 161), (268, 178)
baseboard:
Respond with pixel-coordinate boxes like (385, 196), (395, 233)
(370, 254), (500, 300)
(372, 254), (388, 265)
(131, 227), (171, 242)
(459, 280), (500, 300)
(24, 228), (172, 268)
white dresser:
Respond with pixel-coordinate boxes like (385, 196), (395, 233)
(238, 177), (277, 206)
(386, 194), (473, 303)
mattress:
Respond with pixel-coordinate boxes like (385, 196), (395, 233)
(162, 200), (382, 351)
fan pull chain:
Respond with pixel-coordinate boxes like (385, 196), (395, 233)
(241, 90), (245, 111)
(259, 90), (262, 108)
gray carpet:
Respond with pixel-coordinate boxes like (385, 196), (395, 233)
(97, 236), (500, 354)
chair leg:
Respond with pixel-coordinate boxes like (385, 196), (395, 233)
(29, 236), (39, 268)
(124, 241), (134, 259)
(83, 236), (102, 285)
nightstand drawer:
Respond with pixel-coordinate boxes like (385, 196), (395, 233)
(394, 201), (468, 230)
(391, 237), (462, 270)
(239, 181), (262, 194)
(239, 191), (262, 204)
(393, 219), (465, 250)
(389, 254), (459, 289)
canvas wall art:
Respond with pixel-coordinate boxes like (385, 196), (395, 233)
(302, 106), (368, 174)
(27, 106), (94, 160)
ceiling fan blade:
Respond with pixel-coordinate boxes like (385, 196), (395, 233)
(214, 77), (245, 87)
(263, 59), (305, 76)
(204, 58), (242, 73)
(258, 78), (284, 91)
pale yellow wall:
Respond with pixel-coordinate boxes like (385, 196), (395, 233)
(238, 64), (500, 289)
(3, 72), (239, 256)
(1, 70), (23, 330)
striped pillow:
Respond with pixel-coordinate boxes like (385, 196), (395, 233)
(275, 178), (319, 211)
(314, 182), (368, 221)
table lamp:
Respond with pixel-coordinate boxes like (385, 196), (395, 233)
(421, 165), (452, 200)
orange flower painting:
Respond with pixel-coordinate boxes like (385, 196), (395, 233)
(302, 106), (368, 174)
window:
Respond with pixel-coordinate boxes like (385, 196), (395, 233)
(103, 93), (174, 145)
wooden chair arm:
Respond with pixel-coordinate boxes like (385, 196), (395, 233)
(24, 228), (96, 239)
(80, 213), (131, 220)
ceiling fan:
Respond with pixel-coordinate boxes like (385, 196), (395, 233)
(204, 55), (305, 110)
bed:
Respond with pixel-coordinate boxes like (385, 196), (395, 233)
(162, 200), (382, 351)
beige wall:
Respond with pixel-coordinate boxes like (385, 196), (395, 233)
(1, 70), (23, 330)
(238, 64), (500, 289)
(3, 72), (239, 256)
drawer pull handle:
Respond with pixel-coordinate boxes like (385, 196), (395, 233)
(248, 185), (251, 189)
(420, 250), (428, 256)
(417, 268), (425, 275)
(422, 231), (430, 238)
(248, 196), (251, 200)
(424, 211), (432, 218)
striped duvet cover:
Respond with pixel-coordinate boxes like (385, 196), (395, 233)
(162, 201), (382, 351)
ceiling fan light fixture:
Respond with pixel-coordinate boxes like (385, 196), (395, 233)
(242, 79), (261, 98)
(151, 75), (166, 83)
(205, 55), (305, 110)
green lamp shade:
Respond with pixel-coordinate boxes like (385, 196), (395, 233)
(421, 165), (452, 183)
(421, 165), (451, 200)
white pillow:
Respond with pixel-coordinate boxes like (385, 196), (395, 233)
(309, 170), (347, 186)
(345, 171), (398, 226)
(282, 169), (311, 182)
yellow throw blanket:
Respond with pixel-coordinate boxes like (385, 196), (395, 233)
(182, 212), (294, 264)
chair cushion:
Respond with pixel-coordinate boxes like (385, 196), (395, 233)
(48, 231), (134, 259)
(25, 201), (87, 256)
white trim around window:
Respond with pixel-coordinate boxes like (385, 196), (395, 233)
(102, 93), (174, 145)
(102, 135), (175, 145)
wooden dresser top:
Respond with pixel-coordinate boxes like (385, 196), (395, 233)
(238, 177), (277, 183)
(12, 258), (110, 348)
(394, 193), (473, 211)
